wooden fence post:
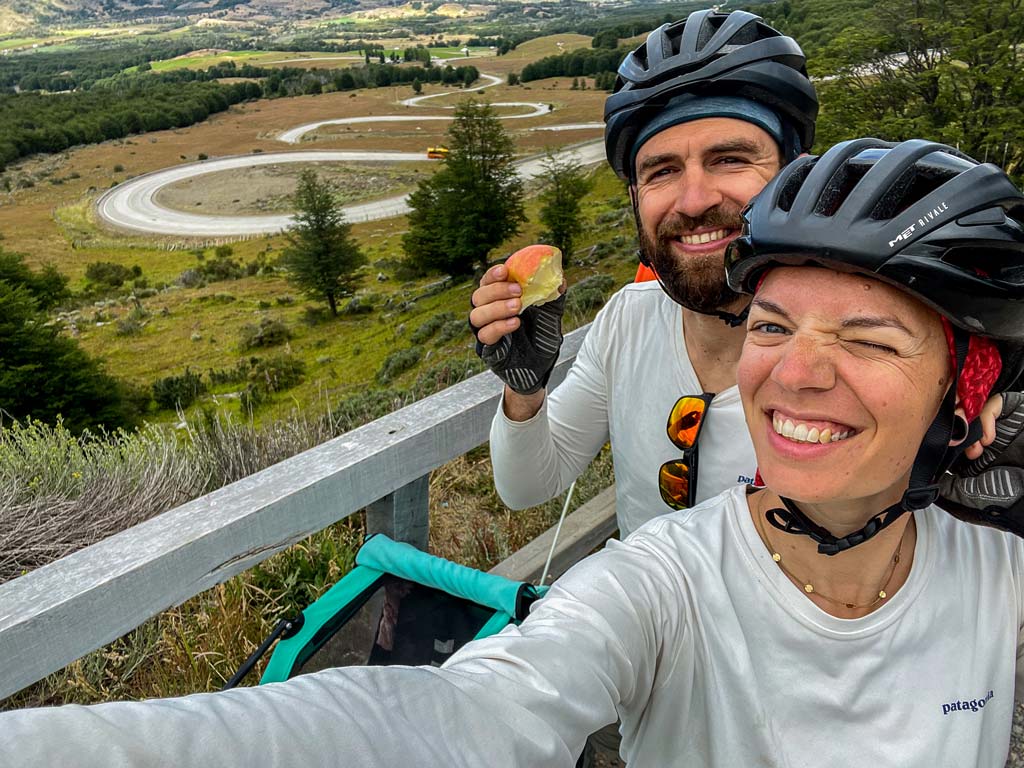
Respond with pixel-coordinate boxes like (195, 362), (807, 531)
(365, 473), (430, 549)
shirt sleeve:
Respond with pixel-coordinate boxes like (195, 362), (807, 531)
(0, 538), (678, 768)
(1013, 537), (1024, 702)
(489, 304), (614, 510)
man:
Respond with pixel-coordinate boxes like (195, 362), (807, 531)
(471, 8), (1024, 540)
(471, 9), (818, 536)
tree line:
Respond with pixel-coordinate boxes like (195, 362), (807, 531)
(0, 59), (480, 169)
(0, 36), (235, 92)
(0, 79), (261, 171)
(520, 46), (629, 85)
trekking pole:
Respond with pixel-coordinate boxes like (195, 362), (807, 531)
(540, 480), (577, 585)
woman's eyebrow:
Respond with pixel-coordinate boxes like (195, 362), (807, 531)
(840, 316), (913, 334)
(751, 297), (789, 318)
(752, 298), (914, 334)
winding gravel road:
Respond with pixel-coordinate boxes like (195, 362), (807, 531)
(95, 72), (604, 237)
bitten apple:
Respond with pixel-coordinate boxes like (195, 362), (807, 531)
(505, 244), (563, 312)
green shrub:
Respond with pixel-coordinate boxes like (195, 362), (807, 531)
(376, 348), (422, 383)
(207, 360), (250, 387)
(409, 312), (456, 344)
(238, 317), (291, 350)
(197, 255), (244, 283)
(177, 269), (204, 288)
(115, 316), (143, 336)
(302, 306), (329, 326)
(435, 318), (468, 346)
(152, 368), (205, 410)
(85, 262), (136, 288)
(339, 295), (374, 316)
(566, 274), (616, 315)
(249, 354), (305, 393)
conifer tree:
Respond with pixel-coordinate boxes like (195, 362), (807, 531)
(403, 99), (525, 275)
(281, 170), (366, 316)
(0, 281), (137, 433)
(538, 150), (593, 259)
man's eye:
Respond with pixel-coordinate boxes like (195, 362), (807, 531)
(751, 322), (787, 335)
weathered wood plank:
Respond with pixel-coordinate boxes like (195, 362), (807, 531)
(490, 485), (618, 585)
(0, 326), (589, 700)
(366, 474), (430, 549)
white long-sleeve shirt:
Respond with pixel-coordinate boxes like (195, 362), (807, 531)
(490, 281), (757, 537)
(4, 486), (1023, 767)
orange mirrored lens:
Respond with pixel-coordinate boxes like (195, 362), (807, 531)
(666, 396), (708, 450)
(659, 460), (691, 510)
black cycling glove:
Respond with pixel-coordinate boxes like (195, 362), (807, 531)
(473, 294), (565, 395)
(939, 391), (1024, 536)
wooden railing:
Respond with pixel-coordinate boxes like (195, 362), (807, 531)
(0, 325), (618, 701)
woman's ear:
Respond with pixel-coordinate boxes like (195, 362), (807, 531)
(949, 405), (969, 446)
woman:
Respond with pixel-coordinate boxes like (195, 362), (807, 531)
(3, 139), (1024, 767)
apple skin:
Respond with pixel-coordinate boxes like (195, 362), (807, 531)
(505, 245), (563, 312)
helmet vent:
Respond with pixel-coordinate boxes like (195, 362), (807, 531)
(814, 162), (870, 217)
(871, 164), (958, 220)
(777, 161), (813, 212)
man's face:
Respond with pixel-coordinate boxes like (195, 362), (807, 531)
(633, 117), (782, 314)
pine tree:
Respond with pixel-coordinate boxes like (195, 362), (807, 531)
(538, 150), (593, 259)
(0, 282), (138, 433)
(403, 99), (526, 275)
(281, 170), (366, 316)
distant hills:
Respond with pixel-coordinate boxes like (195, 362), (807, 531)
(3, 0), (365, 29)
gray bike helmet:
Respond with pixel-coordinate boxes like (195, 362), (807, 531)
(604, 9), (819, 180)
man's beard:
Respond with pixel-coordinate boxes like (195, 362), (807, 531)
(639, 208), (746, 315)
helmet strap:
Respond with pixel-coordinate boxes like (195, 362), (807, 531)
(714, 305), (750, 327)
(765, 327), (973, 556)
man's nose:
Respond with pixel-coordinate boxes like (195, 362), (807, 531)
(770, 333), (837, 393)
(671, 167), (725, 218)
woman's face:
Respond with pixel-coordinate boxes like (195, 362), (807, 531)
(738, 267), (951, 508)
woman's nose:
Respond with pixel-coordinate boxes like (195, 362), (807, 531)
(770, 333), (837, 392)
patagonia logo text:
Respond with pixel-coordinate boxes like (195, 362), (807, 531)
(942, 690), (993, 715)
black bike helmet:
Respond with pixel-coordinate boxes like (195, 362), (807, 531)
(604, 9), (819, 180)
(725, 138), (1024, 554)
(727, 138), (1024, 342)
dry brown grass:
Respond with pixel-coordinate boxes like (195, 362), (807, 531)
(0, 416), (614, 708)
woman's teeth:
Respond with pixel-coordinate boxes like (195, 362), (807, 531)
(680, 228), (728, 245)
(772, 414), (852, 444)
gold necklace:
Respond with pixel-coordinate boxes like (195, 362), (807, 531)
(754, 500), (906, 610)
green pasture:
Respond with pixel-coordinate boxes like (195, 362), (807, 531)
(425, 47), (494, 59)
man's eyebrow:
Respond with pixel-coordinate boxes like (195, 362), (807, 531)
(706, 138), (766, 156)
(752, 298), (914, 334)
(637, 139), (769, 174)
(636, 152), (678, 174)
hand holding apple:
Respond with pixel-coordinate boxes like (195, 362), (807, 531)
(470, 245), (567, 396)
